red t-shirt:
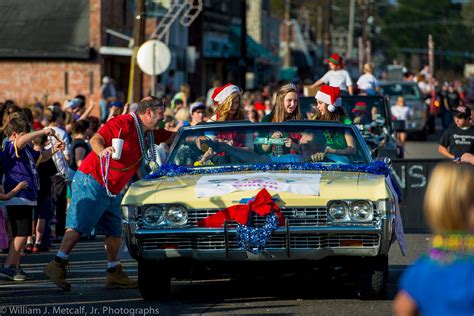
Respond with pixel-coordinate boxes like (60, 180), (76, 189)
(79, 114), (172, 194)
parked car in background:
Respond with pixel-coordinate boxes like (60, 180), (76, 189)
(122, 121), (402, 301)
(299, 96), (404, 158)
(378, 82), (428, 140)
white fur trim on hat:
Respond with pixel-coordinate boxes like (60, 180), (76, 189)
(315, 90), (341, 112)
(315, 90), (331, 105)
(213, 85), (240, 105)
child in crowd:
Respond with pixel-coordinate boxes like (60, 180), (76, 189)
(357, 63), (378, 95)
(0, 182), (29, 251)
(393, 162), (474, 315)
(0, 118), (64, 281)
(310, 53), (353, 95)
(438, 105), (474, 162)
(31, 135), (58, 252)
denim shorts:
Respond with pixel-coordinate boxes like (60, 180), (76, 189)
(66, 171), (123, 237)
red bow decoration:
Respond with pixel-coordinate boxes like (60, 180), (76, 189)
(197, 188), (284, 227)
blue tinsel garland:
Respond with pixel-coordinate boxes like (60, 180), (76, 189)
(236, 212), (279, 254)
(145, 161), (392, 179)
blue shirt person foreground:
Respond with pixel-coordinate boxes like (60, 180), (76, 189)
(393, 163), (474, 316)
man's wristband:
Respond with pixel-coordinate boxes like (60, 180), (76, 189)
(453, 156), (460, 162)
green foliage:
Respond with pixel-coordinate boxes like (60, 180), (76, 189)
(381, 0), (474, 73)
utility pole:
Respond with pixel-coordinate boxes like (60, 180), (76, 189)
(240, 0), (247, 89)
(284, 0), (292, 67)
(428, 34), (434, 77)
(347, 0), (355, 60)
(358, 36), (364, 74)
(366, 40), (371, 64)
(361, 0), (369, 46)
(316, 6), (323, 46)
(323, 0), (332, 59)
(128, 0), (146, 103)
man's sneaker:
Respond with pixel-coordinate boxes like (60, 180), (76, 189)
(105, 264), (138, 289)
(44, 260), (71, 291)
(24, 243), (34, 254)
(17, 266), (34, 280)
(0, 266), (26, 281)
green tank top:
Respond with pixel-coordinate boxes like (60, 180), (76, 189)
(324, 130), (347, 150)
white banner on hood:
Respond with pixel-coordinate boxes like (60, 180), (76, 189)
(195, 173), (321, 198)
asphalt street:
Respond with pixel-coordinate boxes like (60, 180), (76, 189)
(0, 233), (431, 316)
(0, 140), (441, 316)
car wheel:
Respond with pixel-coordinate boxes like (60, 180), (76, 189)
(138, 259), (171, 301)
(356, 255), (388, 300)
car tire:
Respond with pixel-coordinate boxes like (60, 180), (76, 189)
(356, 255), (388, 300)
(138, 259), (171, 301)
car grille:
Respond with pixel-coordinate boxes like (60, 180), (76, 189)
(137, 234), (380, 251)
(188, 207), (329, 227)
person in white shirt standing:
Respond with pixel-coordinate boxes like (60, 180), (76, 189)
(357, 63), (378, 95)
(391, 96), (413, 146)
(44, 106), (71, 241)
(311, 53), (353, 95)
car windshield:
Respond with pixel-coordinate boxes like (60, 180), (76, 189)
(168, 123), (370, 167)
(341, 97), (388, 126)
(379, 83), (421, 100)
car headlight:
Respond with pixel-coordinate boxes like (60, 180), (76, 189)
(328, 201), (349, 222)
(142, 205), (165, 226)
(164, 205), (188, 226)
(122, 205), (138, 221)
(350, 200), (373, 222)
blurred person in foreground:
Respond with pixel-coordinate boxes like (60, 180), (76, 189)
(438, 105), (474, 162)
(393, 162), (474, 316)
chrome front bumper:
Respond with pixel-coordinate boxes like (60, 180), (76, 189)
(123, 218), (394, 261)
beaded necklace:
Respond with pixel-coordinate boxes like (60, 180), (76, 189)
(99, 152), (116, 198)
(429, 234), (474, 263)
(130, 112), (158, 172)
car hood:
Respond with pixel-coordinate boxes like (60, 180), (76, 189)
(122, 171), (391, 208)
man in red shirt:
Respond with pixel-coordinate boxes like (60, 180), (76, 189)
(44, 96), (173, 291)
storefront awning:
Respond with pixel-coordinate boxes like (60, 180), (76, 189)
(229, 25), (279, 64)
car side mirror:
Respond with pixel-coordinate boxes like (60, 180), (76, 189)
(376, 156), (392, 167)
(392, 120), (406, 132)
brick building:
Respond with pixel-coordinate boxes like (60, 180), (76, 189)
(0, 0), (134, 107)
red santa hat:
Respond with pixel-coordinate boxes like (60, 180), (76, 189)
(212, 83), (240, 105)
(315, 85), (341, 112)
(254, 102), (265, 111)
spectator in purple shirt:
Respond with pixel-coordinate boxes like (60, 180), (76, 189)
(0, 118), (64, 282)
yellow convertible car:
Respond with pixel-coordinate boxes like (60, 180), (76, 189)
(121, 121), (404, 300)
